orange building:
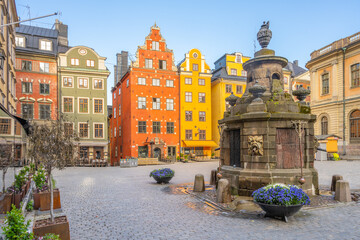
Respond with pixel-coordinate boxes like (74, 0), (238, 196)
(111, 24), (179, 165)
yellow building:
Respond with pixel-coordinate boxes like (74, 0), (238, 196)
(178, 49), (217, 158)
(306, 31), (360, 158)
(211, 52), (249, 156)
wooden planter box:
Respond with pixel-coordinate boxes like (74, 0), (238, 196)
(39, 189), (61, 211)
(33, 192), (40, 210)
(33, 216), (70, 240)
(12, 192), (23, 209)
(0, 193), (13, 214)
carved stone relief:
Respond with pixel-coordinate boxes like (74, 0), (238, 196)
(248, 135), (264, 156)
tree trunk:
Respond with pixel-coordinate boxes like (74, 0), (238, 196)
(2, 171), (5, 193)
(49, 173), (54, 222)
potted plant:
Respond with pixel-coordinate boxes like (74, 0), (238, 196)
(2, 205), (34, 240)
(150, 168), (175, 184)
(0, 144), (14, 214)
(252, 183), (310, 222)
(28, 116), (78, 240)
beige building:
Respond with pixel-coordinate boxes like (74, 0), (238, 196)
(306, 31), (360, 157)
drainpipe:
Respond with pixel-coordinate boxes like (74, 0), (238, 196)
(342, 47), (346, 155)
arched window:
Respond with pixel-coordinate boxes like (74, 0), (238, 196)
(350, 110), (360, 141)
(272, 73), (280, 80)
(321, 116), (328, 135)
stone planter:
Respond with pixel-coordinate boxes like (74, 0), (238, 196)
(33, 215), (70, 240)
(39, 189), (61, 211)
(152, 176), (173, 184)
(255, 201), (303, 222)
(0, 193), (13, 214)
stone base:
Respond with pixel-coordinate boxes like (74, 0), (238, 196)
(221, 166), (319, 196)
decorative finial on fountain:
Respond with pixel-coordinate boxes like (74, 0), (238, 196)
(257, 21), (272, 49)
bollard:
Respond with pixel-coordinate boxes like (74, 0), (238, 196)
(216, 179), (231, 203)
(210, 169), (217, 186)
(335, 180), (351, 202)
(193, 174), (205, 192)
(331, 175), (343, 192)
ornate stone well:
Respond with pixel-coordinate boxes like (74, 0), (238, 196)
(219, 22), (319, 196)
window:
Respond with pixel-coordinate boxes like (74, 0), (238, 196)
(192, 64), (198, 71)
(152, 41), (159, 50)
(126, 79), (129, 87)
(322, 73), (329, 95)
(185, 111), (192, 121)
(235, 54), (242, 63)
(22, 104), (33, 119)
(236, 85), (243, 94)
(198, 93), (205, 103)
(63, 98), (73, 113)
(39, 62), (49, 73)
(138, 146), (148, 158)
(63, 77), (73, 87)
(226, 84), (232, 93)
(166, 99), (174, 110)
(166, 80), (174, 87)
(199, 130), (206, 140)
(185, 92), (192, 102)
(145, 59), (153, 68)
(321, 116), (328, 135)
(225, 101), (230, 111)
(138, 121), (146, 133)
(138, 97), (146, 109)
(86, 60), (95, 67)
(119, 126), (121, 136)
(15, 36), (25, 47)
(70, 58), (79, 66)
(152, 98), (160, 110)
(79, 123), (89, 138)
(114, 127), (116, 137)
(185, 130), (192, 140)
(113, 107), (116, 118)
(79, 98), (88, 113)
(231, 68), (237, 75)
(241, 70), (247, 76)
(119, 88), (121, 95)
(284, 77), (288, 84)
(40, 83), (50, 94)
(64, 123), (73, 137)
(152, 78), (160, 86)
(119, 104), (121, 116)
(94, 99), (103, 113)
(94, 124), (104, 138)
(39, 105), (51, 119)
(350, 110), (360, 140)
(198, 79), (205, 86)
(199, 111), (206, 122)
(21, 60), (32, 71)
(185, 78), (192, 85)
(22, 82), (32, 93)
(78, 78), (88, 88)
(40, 40), (52, 51)
(94, 79), (103, 89)
(153, 122), (161, 133)
(159, 60), (166, 70)
(351, 63), (360, 88)
(0, 119), (11, 134)
(167, 122), (174, 134)
(138, 77), (146, 85)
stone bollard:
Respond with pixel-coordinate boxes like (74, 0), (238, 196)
(216, 179), (231, 203)
(210, 169), (217, 186)
(331, 175), (343, 192)
(193, 174), (205, 192)
(335, 180), (351, 202)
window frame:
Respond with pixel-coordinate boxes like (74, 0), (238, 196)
(166, 122), (174, 134)
(138, 121), (147, 133)
(166, 80), (174, 87)
(22, 103), (34, 119)
(78, 77), (89, 89)
(350, 110), (360, 141)
(63, 97), (74, 113)
(185, 130), (192, 140)
(152, 78), (160, 86)
(39, 62), (49, 73)
(137, 77), (146, 85)
(166, 99), (174, 111)
(62, 76), (73, 88)
(198, 92), (205, 103)
(39, 104), (51, 120)
(351, 63), (360, 88)
(86, 59), (95, 67)
(236, 85), (243, 94)
(21, 60), (32, 71)
(185, 111), (192, 121)
(39, 39), (52, 51)
(79, 122), (89, 138)
(145, 59), (153, 69)
(198, 79), (205, 86)
(192, 64), (199, 71)
(199, 130), (206, 140)
(231, 68), (237, 75)
(93, 98), (104, 114)
(93, 79), (104, 90)
(70, 58), (79, 66)
(152, 98), (160, 110)
(152, 121), (161, 134)
(321, 72), (330, 95)
(94, 123), (104, 139)
(321, 116), (328, 135)
(0, 118), (11, 135)
(15, 36), (25, 47)
(78, 97), (89, 114)
(21, 82), (32, 94)
(138, 97), (146, 109)
(199, 111), (206, 122)
(159, 60), (166, 70)
(185, 78), (192, 85)
(225, 84), (232, 93)
(39, 83), (50, 95)
(185, 92), (192, 102)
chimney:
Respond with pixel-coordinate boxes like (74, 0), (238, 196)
(115, 51), (128, 84)
(55, 19), (68, 47)
(293, 60), (298, 66)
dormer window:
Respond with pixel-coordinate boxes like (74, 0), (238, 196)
(235, 53), (242, 63)
(39, 40), (52, 51)
(152, 41), (159, 50)
(71, 58), (79, 66)
(15, 36), (25, 47)
(86, 60), (95, 67)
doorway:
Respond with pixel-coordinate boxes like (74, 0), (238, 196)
(230, 130), (241, 167)
(167, 146), (176, 161)
(153, 147), (161, 161)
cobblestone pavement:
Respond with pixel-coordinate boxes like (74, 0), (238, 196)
(1, 161), (360, 239)
(48, 161), (360, 240)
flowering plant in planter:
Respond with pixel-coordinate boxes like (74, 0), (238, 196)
(252, 183), (310, 206)
(149, 168), (175, 183)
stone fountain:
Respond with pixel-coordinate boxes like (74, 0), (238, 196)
(218, 22), (319, 196)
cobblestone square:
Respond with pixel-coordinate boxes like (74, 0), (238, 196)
(46, 161), (360, 240)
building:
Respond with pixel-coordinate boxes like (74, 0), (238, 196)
(283, 60), (310, 101)
(306, 31), (360, 156)
(111, 24), (179, 165)
(211, 53), (249, 156)
(178, 49), (216, 158)
(58, 46), (110, 162)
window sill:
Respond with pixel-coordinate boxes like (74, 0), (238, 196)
(350, 86), (360, 89)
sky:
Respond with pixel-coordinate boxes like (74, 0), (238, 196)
(15, 0), (360, 104)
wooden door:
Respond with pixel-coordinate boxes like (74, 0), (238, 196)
(230, 130), (241, 167)
(276, 129), (304, 169)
